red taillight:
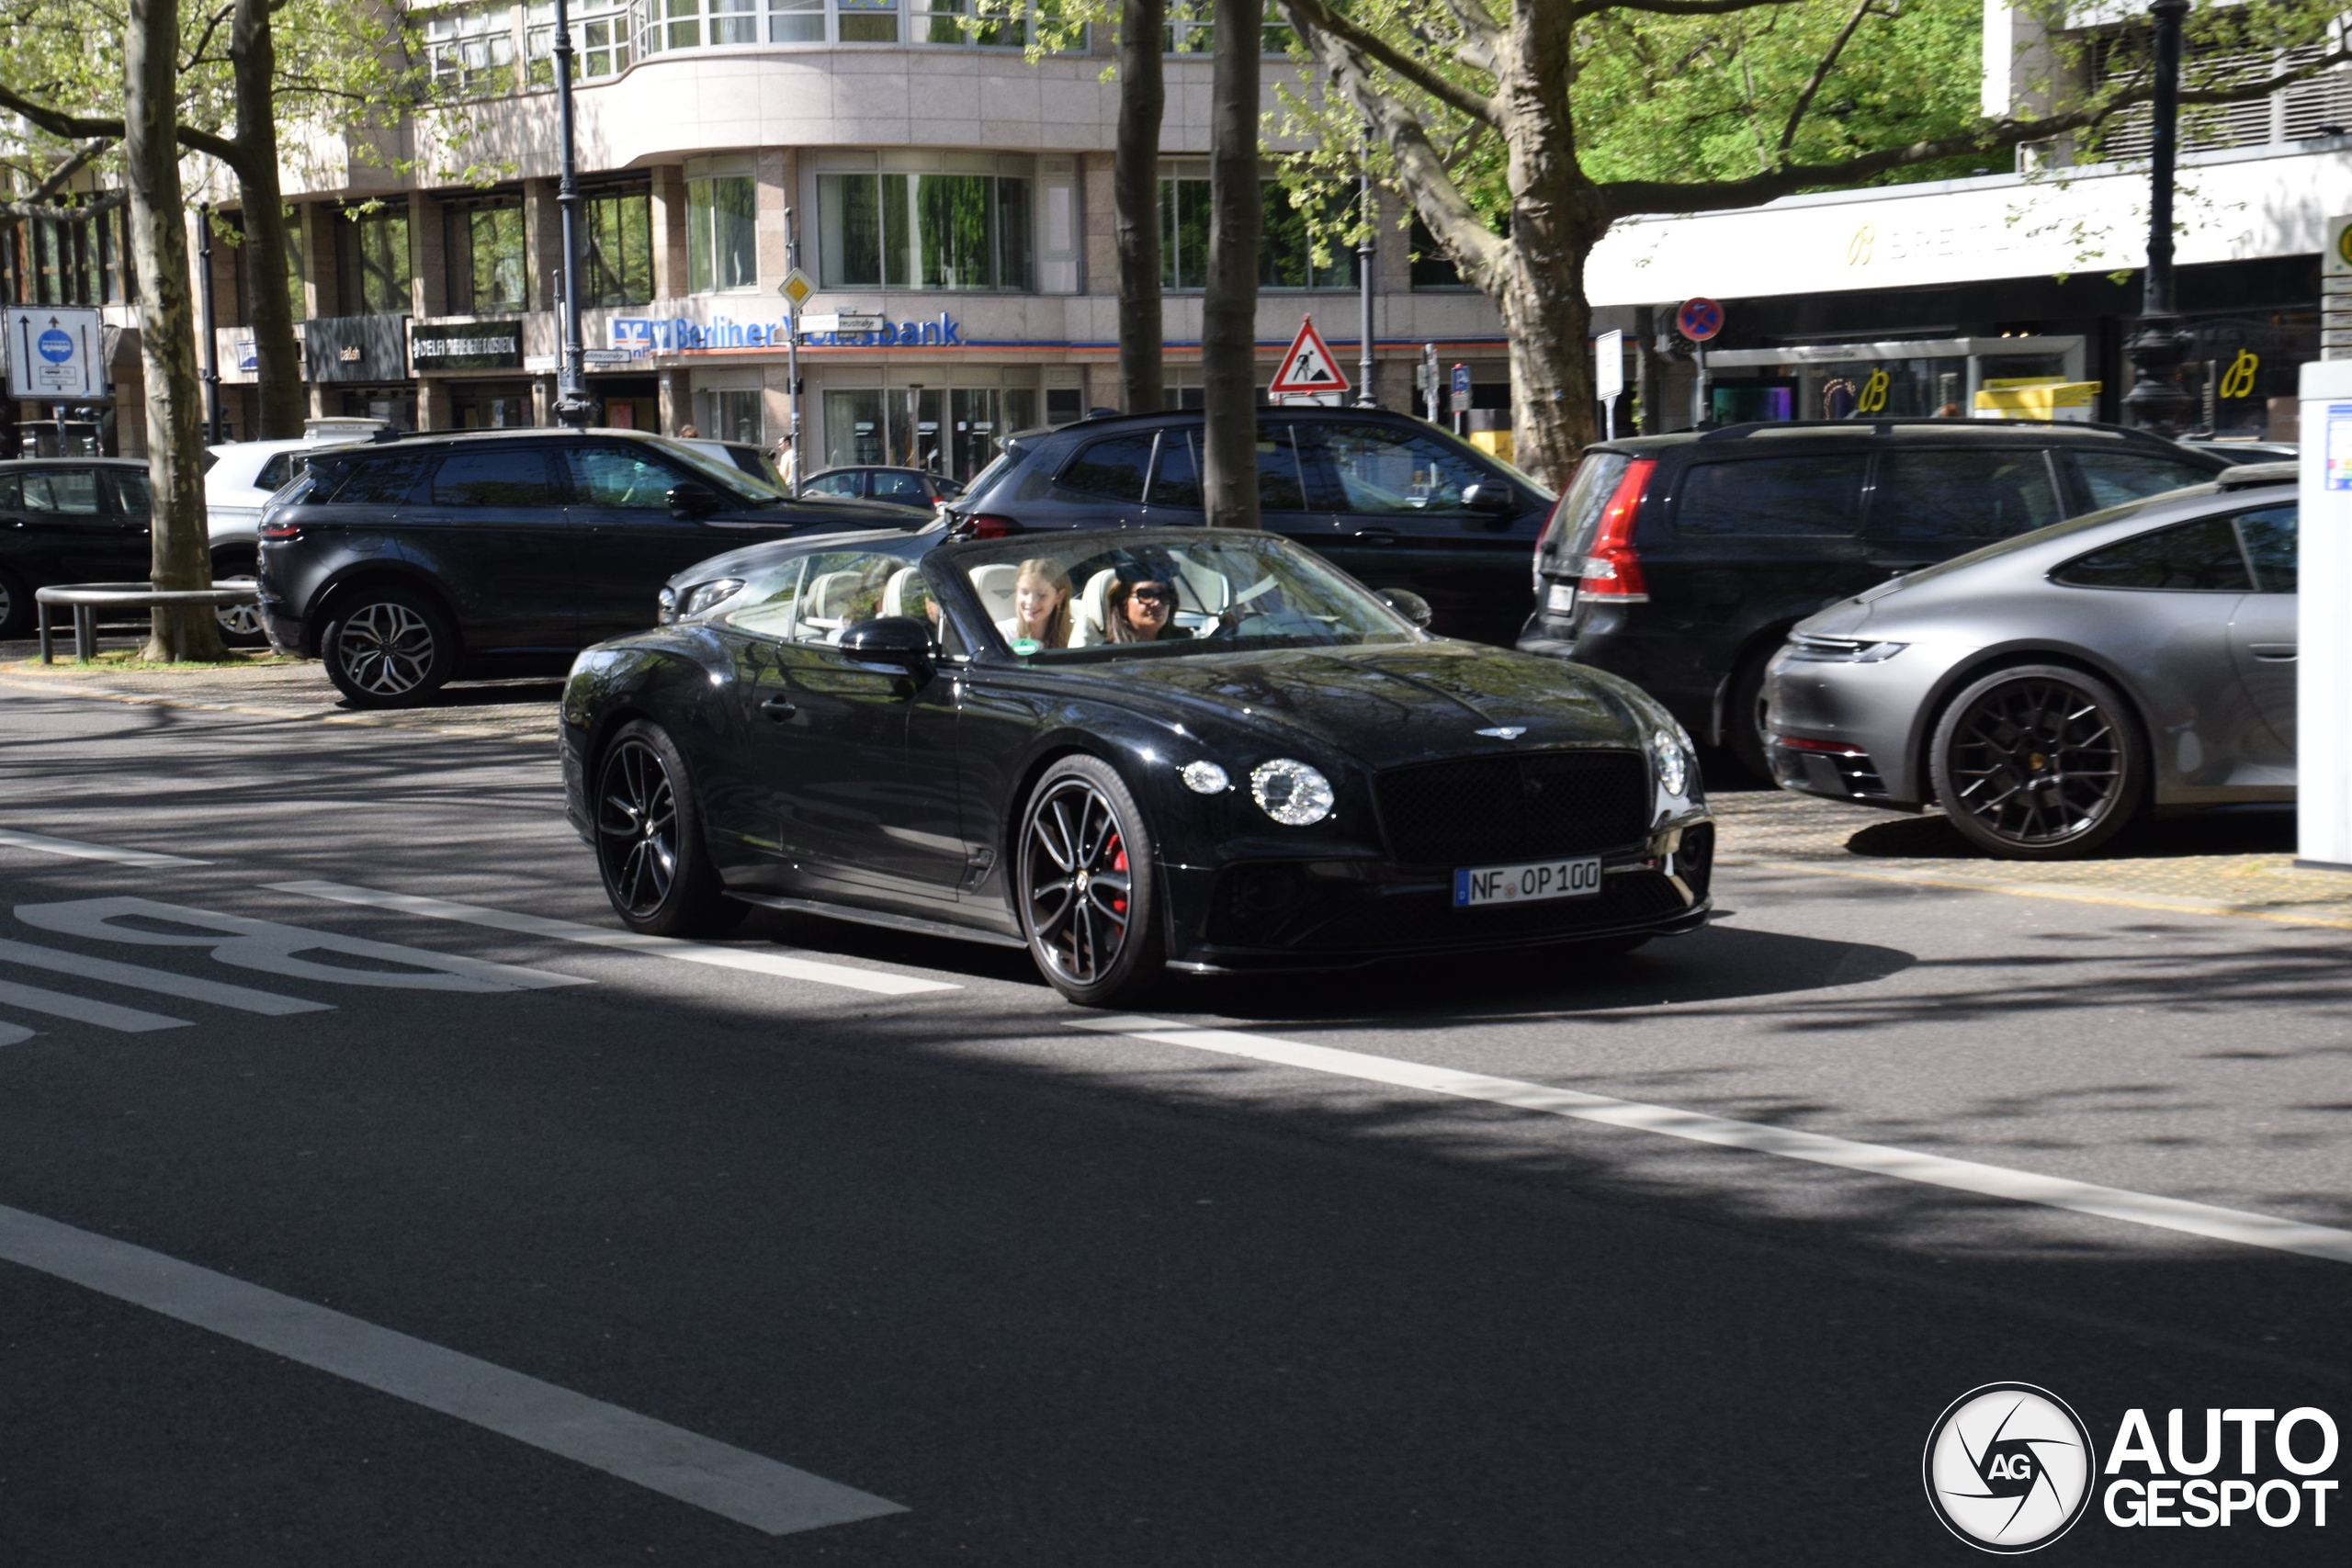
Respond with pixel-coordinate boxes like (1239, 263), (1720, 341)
(967, 513), (1023, 540)
(258, 522), (302, 542)
(1772, 735), (1865, 756)
(1580, 457), (1654, 600)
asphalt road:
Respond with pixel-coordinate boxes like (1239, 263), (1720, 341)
(0, 688), (2345, 1565)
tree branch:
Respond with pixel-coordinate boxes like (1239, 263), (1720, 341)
(0, 188), (129, 224)
(0, 82), (253, 176)
(29, 139), (116, 202)
(1775, 0), (1874, 162)
(1603, 45), (2352, 217)
(1282, 0), (1503, 130)
(1436, 0), (1505, 65)
(1567, 0), (1806, 21)
(183, 4), (236, 73)
(1279, 0), (1506, 285)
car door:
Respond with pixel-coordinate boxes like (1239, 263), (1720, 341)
(103, 468), (160, 580)
(17, 466), (134, 583)
(724, 547), (968, 905)
(405, 447), (573, 653)
(1302, 419), (1535, 642)
(561, 442), (786, 644)
(1862, 447), (2065, 576)
(2225, 502), (2297, 764)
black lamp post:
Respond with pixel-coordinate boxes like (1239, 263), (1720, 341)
(2120, 0), (2197, 435)
(1355, 121), (1376, 408)
(549, 0), (594, 429)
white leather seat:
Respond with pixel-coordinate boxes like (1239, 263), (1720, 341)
(1070, 569), (1119, 646)
(799, 570), (862, 638)
(967, 562), (1019, 626)
(880, 566), (916, 617)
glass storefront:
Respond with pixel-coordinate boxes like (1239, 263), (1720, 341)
(821, 378), (1040, 479)
(449, 379), (535, 429)
(1706, 338), (2085, 424)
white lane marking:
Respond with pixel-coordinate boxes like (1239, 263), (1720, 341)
(0, 828), (209, 868)
(16, 898), (588, 994)
(0, 1021), (34, 1047)
(0, 1203), (906, 1538)
(0, 938), (333, 1016)
(0, 976), (187, 1032)
(1071, 1017), (2352, 1268)
(266, 881), (959, 998)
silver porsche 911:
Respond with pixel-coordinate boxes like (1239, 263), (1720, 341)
(1763, 463), (2297, 859)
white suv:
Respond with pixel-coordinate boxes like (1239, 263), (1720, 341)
(205, 419), (386, 642)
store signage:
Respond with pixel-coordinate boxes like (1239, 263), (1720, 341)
(303, 314), (407, 383)
(608, 310), (967, 355)
(409, 319), (525, 372)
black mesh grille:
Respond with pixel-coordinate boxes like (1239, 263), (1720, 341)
(1374, 750), (1651, 866)
(1675, 824), (1714, 901)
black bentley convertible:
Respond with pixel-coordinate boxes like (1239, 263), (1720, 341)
(560, 526), (1713, 1005)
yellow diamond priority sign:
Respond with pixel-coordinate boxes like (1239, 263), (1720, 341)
(779, 267), (817, 308)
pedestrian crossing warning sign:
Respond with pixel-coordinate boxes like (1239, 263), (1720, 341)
(1269, 315), (1350, 398)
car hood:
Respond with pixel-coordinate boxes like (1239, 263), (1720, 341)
(1034, 639), (1650, 768)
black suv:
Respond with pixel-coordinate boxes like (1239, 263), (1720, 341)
(256, 429), (906, 706)
(945, 407), (1552, 646)
(1520, 420), (2229, 776)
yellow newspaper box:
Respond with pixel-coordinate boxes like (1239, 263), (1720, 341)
(1973, 378), (2102, 423)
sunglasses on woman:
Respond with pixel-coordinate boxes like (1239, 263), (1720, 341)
(1130, 585), (1174, 605)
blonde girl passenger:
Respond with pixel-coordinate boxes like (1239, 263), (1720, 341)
(997, 558), (1075, 650)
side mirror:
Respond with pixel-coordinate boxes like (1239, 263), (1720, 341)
(837, 615), (938, 669)
(668, 480), (725, 519)
(1376, 589), (1434, 629)
(1461, 481), (1517, 516)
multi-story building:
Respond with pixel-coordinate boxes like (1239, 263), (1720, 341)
(4, 2), (2345, 462)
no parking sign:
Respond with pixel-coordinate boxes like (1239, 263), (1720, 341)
(1675, 297), (1724, 343)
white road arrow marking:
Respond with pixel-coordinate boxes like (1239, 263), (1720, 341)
(0, 938), (332, 1015)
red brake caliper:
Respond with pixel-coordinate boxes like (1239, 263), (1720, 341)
(1109, 835), (1128, 919)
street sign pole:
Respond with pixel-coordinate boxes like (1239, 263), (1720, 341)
(549, 0), (594, 429)
(783, 207), (804, 494)
(1422, 344), (1440, 423)
(1675, 299), (1724, 430)
(1450, 362), (1470, 436)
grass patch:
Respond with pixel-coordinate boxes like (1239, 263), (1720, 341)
(6, 649), (300, 672)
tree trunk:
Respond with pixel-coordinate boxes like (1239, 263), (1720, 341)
(232, 0), (303, 439)
(1201, 0), (1262, 530)
(124, 0), (223, 661)
(1495, 239), (1598, 486)
(1114, 0), (1166, 414)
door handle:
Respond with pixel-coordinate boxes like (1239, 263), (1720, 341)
(2249, 643), (2297, 662)
(760, 695), (797, 719)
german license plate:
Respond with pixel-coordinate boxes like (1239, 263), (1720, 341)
(1453, 855), (1603, 908)
(1545, 581), (1577, 615)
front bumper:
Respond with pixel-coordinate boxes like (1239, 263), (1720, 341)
(1159, 817), (1713, 974)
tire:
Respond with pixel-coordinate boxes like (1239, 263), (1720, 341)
(1928, 664), (2147, 860)
(0, 568), (28, 639)
(1724, 649), (1774, 784)
(211, 554), (266, 648)
(1016, 754), (1166, 1008)
(592, 719), (741, 937)
(322, 584), (455, 707)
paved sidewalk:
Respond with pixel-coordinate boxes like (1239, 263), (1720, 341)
(7, 640), (2350, 929)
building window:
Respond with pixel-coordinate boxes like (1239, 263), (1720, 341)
(583, 181), (654, 306)
(769, 0), (824, 41)
(686, 162), (758, 293)
(446, 196), (527, 312)
(1163, 0), (1295, 55)
(695, 387), (763, 444)
(910, 0), (1022, 47)
(526, 1), (632, 82)
(819, 169), (1034, 290)
(1408, 216), (1466, 289)
(1159, 174), (1354, 290)
(424, 6), (517, 94)
(335, 202), (413, 315)
(836, 0), (899, 40)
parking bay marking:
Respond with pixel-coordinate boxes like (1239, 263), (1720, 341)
(0, 1202), (907, 1537)
(0, 828), (209, 868)
(267, 881), (960, 998)
(1072, 1017), (2352, 1268)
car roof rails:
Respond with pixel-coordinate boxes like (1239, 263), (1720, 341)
(1694, 417), (2184, 450)
(2214, 461), (2297, 489)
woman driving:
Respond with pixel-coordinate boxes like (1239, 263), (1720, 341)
(1105, 576), (1186, 643)
(998, 558), (1075, 649)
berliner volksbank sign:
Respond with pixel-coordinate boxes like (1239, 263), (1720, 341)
(608, 310), (963, 355)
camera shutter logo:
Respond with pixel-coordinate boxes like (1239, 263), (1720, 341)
(1923, 1383), (2097, 1552)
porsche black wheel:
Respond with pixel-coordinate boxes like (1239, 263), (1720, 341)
(594, 720), (739, 936)
(1929, 665), (2146, 860)
(1017, 755), (1164, 1008)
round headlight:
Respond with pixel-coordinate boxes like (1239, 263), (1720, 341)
(1651, 727), (1690, 797)
(1180, 761), (1230, 795)
(1250, 759), (1334, 826)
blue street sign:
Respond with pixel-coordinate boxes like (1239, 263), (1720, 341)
(36, 328), (74, 364)
(1676, 297), (1724, 343)
(1450, 363), (1471, 397)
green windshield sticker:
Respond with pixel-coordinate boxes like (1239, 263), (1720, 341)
(1012, 637), (1041, 656)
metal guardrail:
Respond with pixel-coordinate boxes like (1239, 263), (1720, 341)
(34, 582), (262, 665)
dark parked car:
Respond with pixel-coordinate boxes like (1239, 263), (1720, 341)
(565, 526), (1711, 1006)
(254, 428), (907, 706)
(0, 457), (154, 637)
(1519, 419), (2230, 777)
(941, 407), (1554, 647)
(800, 465), (964, 509)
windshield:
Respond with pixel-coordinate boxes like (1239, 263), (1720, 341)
(950, 530), (1419, 660)
(643, 435), (788, 502)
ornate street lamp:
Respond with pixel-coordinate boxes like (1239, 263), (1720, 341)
(549, 0), (595, 429)
(2120, 0), (2198, 436)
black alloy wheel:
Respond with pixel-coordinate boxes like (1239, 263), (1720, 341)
(322, 585), (455, 707)
(593, 719), (738, 937)
(0, 568), (27, 639)
(1017, 755), (1164, 1007)
(1929, 664), (2146, 860)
